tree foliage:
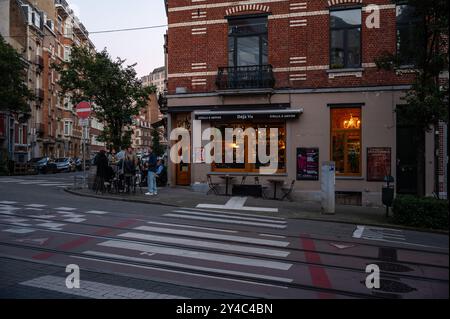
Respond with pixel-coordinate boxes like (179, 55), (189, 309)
(376, 0), (448, 196)
(376, 0), (449, 130)
(0, 35), (33, 117)
(53, 46), (155, 150)
(151, 127), (165, 157)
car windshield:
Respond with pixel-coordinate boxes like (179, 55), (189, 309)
(55, 158), (68, 163)
(30, 158), (44, 163)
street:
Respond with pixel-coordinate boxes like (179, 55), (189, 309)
(0, 173), (448, 299)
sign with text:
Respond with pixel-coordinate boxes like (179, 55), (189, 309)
(195, 111), (301, 121)
(297, 148), (319, 181)
(367, 147), (392, 182)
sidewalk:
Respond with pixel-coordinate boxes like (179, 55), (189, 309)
(64, 185), (438, 232)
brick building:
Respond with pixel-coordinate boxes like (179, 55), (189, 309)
(0, 0), (99, 165)
(165, 0), (448, 204)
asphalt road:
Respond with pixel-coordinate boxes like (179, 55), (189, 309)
(0, 173), (448, 299)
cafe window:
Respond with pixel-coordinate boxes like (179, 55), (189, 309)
(331, 108), (362, 176)
(212, 123), (286, 173)
(330, 8), (361, 69)
(396, 4), (420, 66)
(228, 16), (268, 67)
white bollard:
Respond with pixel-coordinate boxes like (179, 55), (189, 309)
(321, 161), (336, 215)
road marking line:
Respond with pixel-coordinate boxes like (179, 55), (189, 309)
(64, 218), (87, 223)
(20, 275), (187, 299)
(164, 213), (287, 229)
(81, 251), (293, 284)
(146, 221), (238, 233)
(0, 201), (18, 205)
(4, 228), (35, 234)
(98, 240), (292, 270)
(29, 215), (56, 219)
(301, 235), (334, 299)
(181, 207), (285, 220)
(173, 210), (287, 224)
(260, 234), (287, 239)
(136, 225), (289, 247)
(32, 219), (136, 260)
(85, 210), (110, 215)
(36, 222), (66, 229)
(25, 204), (47, 208)
(197, 197), (279, 213)
(119, 232), (290, 257)
(54, 207), (77, 211)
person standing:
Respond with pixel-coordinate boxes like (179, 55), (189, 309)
(146, 148), (158, 196)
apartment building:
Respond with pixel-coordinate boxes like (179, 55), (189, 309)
(165, 0), (448, 204)
(142, 66), (167, 95)
(0, 0), (99, 164)
(131, 92), (165, 154)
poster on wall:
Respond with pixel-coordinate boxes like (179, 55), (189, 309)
(367, 147), (392, 181)
(297, 148), (319, 181)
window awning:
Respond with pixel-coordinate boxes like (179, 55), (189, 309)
(194, 109), (303, 121)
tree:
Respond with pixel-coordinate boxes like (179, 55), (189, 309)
(53, 46), (155, 151)
(151, 127), (165, 157)
(376, 0), (449, 197)
(0, 35), (33, 117)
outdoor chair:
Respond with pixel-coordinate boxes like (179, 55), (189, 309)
(254, 177), (270, 199)
(207, 175), (220, 195)
(281, 180), (296, 201)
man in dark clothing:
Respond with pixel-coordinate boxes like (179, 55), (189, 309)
(146, 148), (158, 196)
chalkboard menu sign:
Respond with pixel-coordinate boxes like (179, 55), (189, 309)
(297, 148), (319, 181)
(367, 147), (392, 182)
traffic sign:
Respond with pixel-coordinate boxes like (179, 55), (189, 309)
(76, 102), (92, 119)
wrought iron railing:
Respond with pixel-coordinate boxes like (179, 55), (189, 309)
(216, 65), (275, 90)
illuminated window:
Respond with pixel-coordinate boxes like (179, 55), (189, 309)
(331, 108), (362, 176)
(212, 123), (286, 173)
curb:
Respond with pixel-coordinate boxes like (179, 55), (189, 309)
(64, 188), (449, 235)
(64, 188), (179, 208)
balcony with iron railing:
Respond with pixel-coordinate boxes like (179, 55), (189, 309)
(216, 65), (275, 94)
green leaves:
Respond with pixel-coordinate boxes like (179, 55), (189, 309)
(0, 35), (34, 115)
(54, 46), (155, 150)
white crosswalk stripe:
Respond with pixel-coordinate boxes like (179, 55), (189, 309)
(118, 232), (290, 257)
(98, 240), (292, 270)
(134, 225), (289, 247)
(164, 213), (287, 229)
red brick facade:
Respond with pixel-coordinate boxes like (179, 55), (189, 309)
(167, 0), (415, 94)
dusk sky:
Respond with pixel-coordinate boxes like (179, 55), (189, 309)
(68, 0), (167, 77)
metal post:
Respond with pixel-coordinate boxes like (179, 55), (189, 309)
(82, 125), (86, 189)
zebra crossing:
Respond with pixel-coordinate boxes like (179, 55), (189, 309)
(0, 177), (72, 189)
(76, 207), (294, 288)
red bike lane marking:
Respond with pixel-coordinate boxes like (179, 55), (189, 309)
(32, 219), (136, 260)
(301, 235), (335, 299)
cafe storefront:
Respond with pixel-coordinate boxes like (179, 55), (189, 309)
(167, 89), (440, 206)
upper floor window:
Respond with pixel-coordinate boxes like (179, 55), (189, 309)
(396, 4), (420, 66)
(228, 16), (268, 67)
(330, 8), (361, 69)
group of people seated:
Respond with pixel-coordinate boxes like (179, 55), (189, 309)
(94, 147), (167, 194)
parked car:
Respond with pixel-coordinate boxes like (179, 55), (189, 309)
(55, 158), (76, 173)
(28, 157), (57, 174)
(74, 158), (91, 171)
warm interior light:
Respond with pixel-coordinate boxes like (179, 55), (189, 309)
(343, 114), (361, 129)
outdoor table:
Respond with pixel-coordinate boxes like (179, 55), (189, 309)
(267, 179), (285, 200)
(219, 175), (236, 196)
